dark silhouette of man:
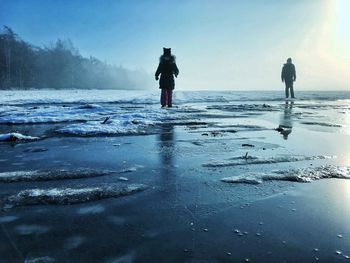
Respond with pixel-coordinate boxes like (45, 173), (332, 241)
(155, 48), (179, 107)
(281, 58), (296, 99)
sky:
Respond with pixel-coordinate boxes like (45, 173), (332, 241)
(1, 0), (350, 90)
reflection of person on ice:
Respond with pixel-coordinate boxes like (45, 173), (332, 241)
(281, 58), (296, 99)
(155, 48), (179, 108)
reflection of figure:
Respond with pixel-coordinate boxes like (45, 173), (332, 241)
(159, 125), (175, 175)
(155, 48), (179, 108)
(281, 58), (296, 99)
(278, 101), (294, 140)
(158, 125), (177, 204)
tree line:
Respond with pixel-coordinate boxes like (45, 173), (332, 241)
(0, 26), (151, 90)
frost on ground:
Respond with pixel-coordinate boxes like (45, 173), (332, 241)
(4, 183), (147, 207)
(206, 104), (278, 112)
(24, 256), (55, 263)
(56, 119), (153, 136)
(0, 104), (113, 124)
(77, 204), (105, 215)
(15, 224), (50, 235)
(204, 155), (330, 168)
(64, 236), (86, 250)
(221, 165), (350, 184)
(0, 133), (39, 142)
(0, 169), (113, 183)
(0, 215), (19, 223)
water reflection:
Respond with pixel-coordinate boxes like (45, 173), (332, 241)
(159, 125), (175, 173)
(278, 101), (294, 140)
(158, 125), (177, 204)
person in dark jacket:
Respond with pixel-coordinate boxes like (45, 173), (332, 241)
(155, 48), (179, 107)
(281, 58), (296, 99)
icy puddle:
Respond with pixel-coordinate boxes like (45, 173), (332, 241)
(0, 169), (113, 183)
(221, 165), (350, 184)
(4, 183), (147, 208)
(203, 155), (331, 168)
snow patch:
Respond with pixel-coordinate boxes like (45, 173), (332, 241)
(221, 165), (350, 185)
(0, 133), (39, 142)
(5, 183), (147, 207)
(0, 169), (113, 183)
(204, 155), (331, 168)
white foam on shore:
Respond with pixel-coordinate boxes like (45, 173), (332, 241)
(0, 133), (39, 141)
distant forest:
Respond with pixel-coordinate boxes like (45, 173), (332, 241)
(0, 26), (151, 90)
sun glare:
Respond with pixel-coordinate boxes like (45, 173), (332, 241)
(332, 0), (350, 57)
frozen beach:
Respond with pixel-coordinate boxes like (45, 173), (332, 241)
(1, 89), (350, 262)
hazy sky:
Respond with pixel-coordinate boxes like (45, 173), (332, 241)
(1, 0), (350, 90)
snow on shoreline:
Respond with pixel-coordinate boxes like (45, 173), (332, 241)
(1, 90), (350, 106)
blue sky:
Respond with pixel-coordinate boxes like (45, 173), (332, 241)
(1, 0), (349, 90)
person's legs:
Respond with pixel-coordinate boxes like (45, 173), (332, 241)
(290, 85), (295, 98)
(161, 89), (167, 107)
(167, 89), (173, 107)
(285, 85), (289, 98)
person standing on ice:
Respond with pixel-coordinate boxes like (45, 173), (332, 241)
(281, 58), (296, 99)
(155, 48), (179, 108)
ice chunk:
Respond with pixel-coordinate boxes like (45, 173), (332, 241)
(221, 165), (350, 185)
(5, 183), (147, 207)
(221, 175), (263, 184)
(266, 166), (350, 182)
(24, 256), (55, 263)
(204, 155), (330, 168)
(0, 169), (113, 183)
(0, 133), (39, 142)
